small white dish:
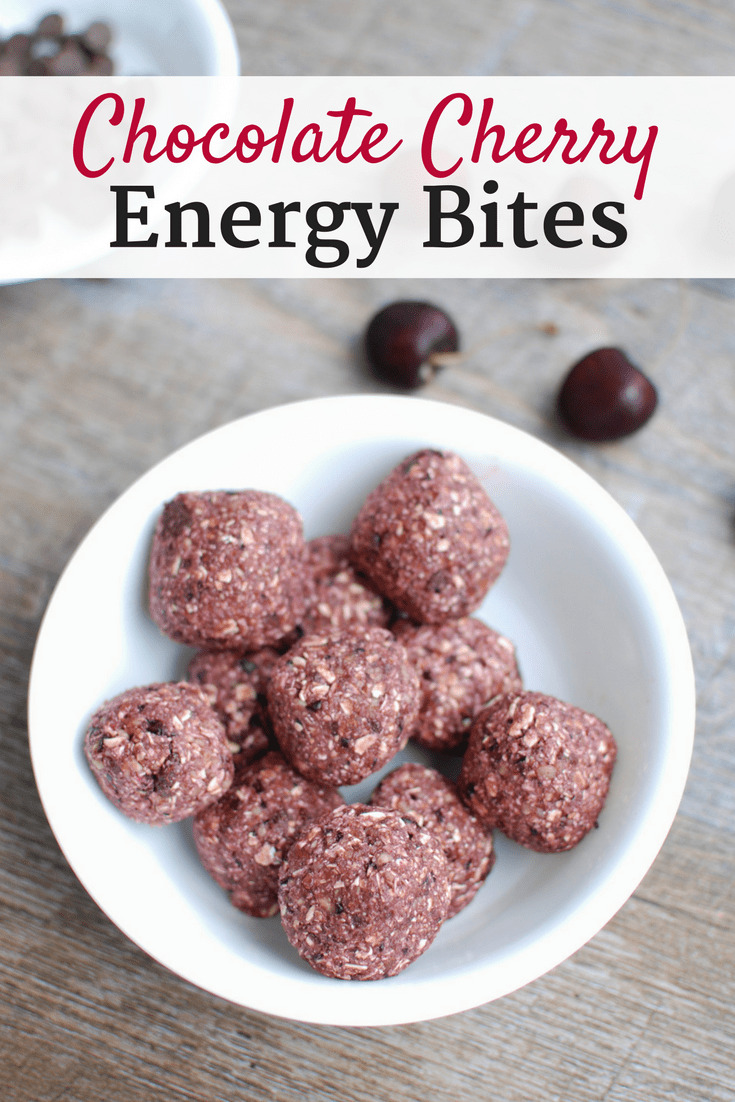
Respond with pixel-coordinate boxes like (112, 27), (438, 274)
(0, 2), (239, 282)
(28, 395), (695, 1026)
(0, 0), (240, 76)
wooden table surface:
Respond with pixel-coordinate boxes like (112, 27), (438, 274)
(2, 4), (735, 1101)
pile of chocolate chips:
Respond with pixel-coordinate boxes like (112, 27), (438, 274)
(0, 12), (114, 75)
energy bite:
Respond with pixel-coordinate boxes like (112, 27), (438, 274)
(268, 628), (420, 786)
(84, 682), (233, 825)
(458, 691), (617, 853)
(149, 490), (307, 651)
(393, 617), (522, 753)
(278, 804), (451, 979)
(299, 535), (392, 637)
(350, 450), (509, 624)
(371, 763), (495, 918)
(193, 751), (343, 918)
(187, 646), (281, 779)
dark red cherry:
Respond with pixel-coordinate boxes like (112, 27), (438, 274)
(365, 301), (459, 389)
(557, 348), (658, 441)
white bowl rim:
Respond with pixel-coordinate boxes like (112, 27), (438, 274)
(27, 394), (696, 1026)
(192, 0), (241, 77)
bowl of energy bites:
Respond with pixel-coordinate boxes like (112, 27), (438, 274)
(28, 395), (695, 1026)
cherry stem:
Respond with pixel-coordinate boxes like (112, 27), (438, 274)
(427, 351), (463, 370)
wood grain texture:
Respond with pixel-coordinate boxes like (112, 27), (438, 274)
(2, 2), (735, 1099)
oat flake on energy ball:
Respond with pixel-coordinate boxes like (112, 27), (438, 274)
(84, 682), (233, 825)
(193, 751), (343, 918)
(187, 646), (280, 780)
(458, 691), (617, 853)
(149, 490), (307, 650)
(267, 628), (420, 786)
(350, 450), (509, 624)
(393, 617), (522, 753)
(371, 762), (495, 918)
(299, 535), (392, 637)
(278, 804), (451, 980)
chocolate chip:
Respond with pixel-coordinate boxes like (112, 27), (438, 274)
(80, 21), (111, 54)
(35, 13), (63, 37)
(161, 498), (192, 540)
(1, 15), (115, 76)
(42, 48), (75, 73)
(87, 53), (113, 75)
(0, 34), (31, 74)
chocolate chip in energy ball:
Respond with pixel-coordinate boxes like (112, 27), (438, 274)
(364, 301), (460, 388)
(557, 347), (658, 441)
(278, 804), (451, 979)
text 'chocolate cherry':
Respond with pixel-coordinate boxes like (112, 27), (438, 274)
(365, 301), (459, 389)
(557, 348), (658, 441)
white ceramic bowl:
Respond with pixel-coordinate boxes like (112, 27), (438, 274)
(0, 2), (238, 283)
(28, 396), (695, 1026)
(0, 0), (240, 75)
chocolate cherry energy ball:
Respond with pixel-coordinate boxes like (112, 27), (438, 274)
(299, 535), (392, 637)
(371, 763), (495, 918)
(268, 628), (420, 786)
(350, 450), (509, 624)
(393, 617), (522, 753)
(84, 682), (233, 825)
(193, 751), (343, 918)
(188, 646), (281, 778)
(278, 804), (451, 979)
(458, 691), (617, 853)
(149, 490), (307, 650)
